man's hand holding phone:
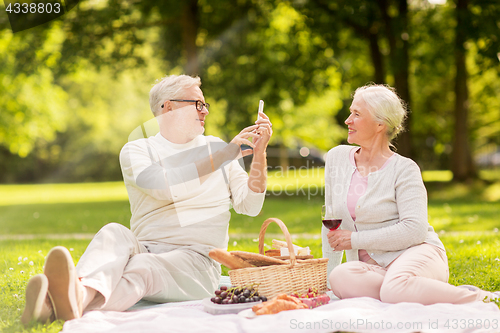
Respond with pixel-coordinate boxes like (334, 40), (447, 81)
(254, 100), (272, 155)
(229, 100), (272, 158)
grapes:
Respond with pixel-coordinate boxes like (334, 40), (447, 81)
(210, 284), (265, 305)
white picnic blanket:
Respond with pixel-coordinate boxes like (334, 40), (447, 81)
(61, 297), (500, 333)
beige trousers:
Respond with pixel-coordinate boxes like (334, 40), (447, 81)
(330, 243), (496, 305)
(76, 223), (220, 311)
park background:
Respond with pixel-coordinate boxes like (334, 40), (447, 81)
(0, 0), (500, 332)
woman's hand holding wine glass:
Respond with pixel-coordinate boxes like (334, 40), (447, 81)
(322, 205), (342, 230)
(322, 205), (352, 251)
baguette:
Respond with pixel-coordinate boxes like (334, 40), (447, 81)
(264, 249), (281, 257)
(208, 248), (254, 269)
(230, 251), (286, 266)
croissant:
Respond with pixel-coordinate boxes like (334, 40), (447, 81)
(276, 294), (304, 306)
(252, 294), (307, 315)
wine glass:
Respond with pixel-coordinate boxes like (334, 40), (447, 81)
(322, 205), (342, 230)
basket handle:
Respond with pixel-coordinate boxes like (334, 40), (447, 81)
(258, 218), (296, 266)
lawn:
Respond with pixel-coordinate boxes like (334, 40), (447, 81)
(1, 169), (499, 333)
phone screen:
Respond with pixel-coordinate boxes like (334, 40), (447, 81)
(258, 100), (264, 120)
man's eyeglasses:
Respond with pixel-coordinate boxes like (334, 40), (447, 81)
(164, 99), (210, 111)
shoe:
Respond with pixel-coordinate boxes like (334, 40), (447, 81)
(21, 274), (55, 326)
(44, 246), (83, 321)
(457, 284), (481, 292)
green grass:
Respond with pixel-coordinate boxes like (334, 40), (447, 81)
(0, 239), (89, 333)
(2, 179), (499, 236)
(0, 182), (129, 206)
(443, 232), (500, 290)
(0, 170), (499, 332)
(4, 233), (500, 332)
(0, 201), (131, 235)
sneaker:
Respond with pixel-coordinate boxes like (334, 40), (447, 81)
(21, 274), (55, 326)
(44, 246), (83, 321)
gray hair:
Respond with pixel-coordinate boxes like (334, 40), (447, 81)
(149, 75), (201, 116)
(353, 84), (407, 141)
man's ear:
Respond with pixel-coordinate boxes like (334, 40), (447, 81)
(161, 100), (172, 113)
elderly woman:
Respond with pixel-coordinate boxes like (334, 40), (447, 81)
(322, 84), (497, 305)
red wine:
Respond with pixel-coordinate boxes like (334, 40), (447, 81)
(322, 219), (342, 230)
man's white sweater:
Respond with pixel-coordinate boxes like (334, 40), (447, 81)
(119, 133), (265, 255)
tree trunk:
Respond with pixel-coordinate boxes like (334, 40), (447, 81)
(181, 0), (199, 76)
(378, 0), (413, 158)
(368, 33), (385, 84)
(451, 0), (477, 181)
(392, 0), (412, 158)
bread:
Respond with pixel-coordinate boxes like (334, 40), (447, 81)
(264, 249), (281, 257)
(272, 239), (288, 249)
(252, 294), (308, 315)
(208, 248), (254, 269)
(230, 251), (286, 266)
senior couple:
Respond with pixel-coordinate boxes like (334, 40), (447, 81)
(22, 75), (497, 326)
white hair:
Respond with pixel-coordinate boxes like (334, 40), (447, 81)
(149, 75), (201, 116)
(353, 84), (407, 141)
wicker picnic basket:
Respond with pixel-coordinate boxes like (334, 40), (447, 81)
(229, 218), (328, 299)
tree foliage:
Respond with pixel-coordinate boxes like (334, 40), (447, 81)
(0, 0), (499, 183)
(0, 25), (67, 158)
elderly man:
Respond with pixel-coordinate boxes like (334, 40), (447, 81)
(21, 74), (272, 325)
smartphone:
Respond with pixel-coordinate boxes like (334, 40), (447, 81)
(257, 100), (264, 120)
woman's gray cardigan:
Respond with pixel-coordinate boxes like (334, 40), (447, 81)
(322, 145), (444, 277)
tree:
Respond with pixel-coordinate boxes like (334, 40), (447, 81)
(0, 0), (346, 181)
(451, 0), (477, 181)
(451, 0), (500, 181)
(0, 24), (68, 158)
(295, 0), (414, 157)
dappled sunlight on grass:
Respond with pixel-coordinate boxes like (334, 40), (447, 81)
(0, 169), (497, 206)
(0, 173), (498, 236)
(442, 232), (500, 291)
(422, 170), (453, 182)
(484, 182), (500, 202)
(428, 201), (500, 232)
(480, 169), (500, 183)
(229, 195), (323, 235)
(0, 182), (128, 206)
(266, 167), (325, 194)
(0, 201), (130, 235)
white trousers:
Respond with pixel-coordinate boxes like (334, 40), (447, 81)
(330, 243), (496, 305)
(76, 223), (220, 311)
